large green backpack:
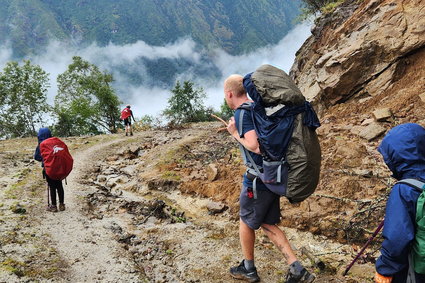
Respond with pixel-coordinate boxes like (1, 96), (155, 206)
(397, 179), (425, 274)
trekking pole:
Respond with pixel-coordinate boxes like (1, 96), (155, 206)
(47, 183), (50, 206)
(343, 219), (384, 276)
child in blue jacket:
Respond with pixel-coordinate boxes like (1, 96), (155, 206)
(375, 123), (425, 282)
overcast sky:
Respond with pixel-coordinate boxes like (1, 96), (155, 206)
(0, 22), (312, 119)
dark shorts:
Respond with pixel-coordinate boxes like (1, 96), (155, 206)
(124, 118), (131, 126)
(239, 186), (281, 230)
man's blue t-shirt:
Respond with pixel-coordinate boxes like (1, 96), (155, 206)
(234, 108), (267, 190)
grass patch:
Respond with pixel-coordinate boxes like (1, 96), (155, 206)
(161, 171), (181, 181)
(1, 258), (26, 277)
(9, 202), (26, 214)
(321, 0), (345, 14)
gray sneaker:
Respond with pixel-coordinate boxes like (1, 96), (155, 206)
(285, 268), (315, 283)
(230, 260), (260, 282)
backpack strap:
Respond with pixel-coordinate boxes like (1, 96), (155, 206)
(396, 179), (425, 192)
(237, 103), (261, 199)
(399, 179), (425, 276)
(237, 106), (262, 177)
(396, 179), (425, 223)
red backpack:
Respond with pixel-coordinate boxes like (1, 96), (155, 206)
(40, 137), (73, 180)
(120, 108), (131, 120)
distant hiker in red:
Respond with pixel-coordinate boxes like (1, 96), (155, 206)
(120, 104), (135, 136)
(34, 127), (73, 212)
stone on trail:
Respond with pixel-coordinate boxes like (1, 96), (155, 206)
(420, 93), (425, 103)
(373, 108), (392, 121)
(206, 163), (218, 181)
(361, 118), (374, 126)
(206, 201), (227, 214)
(120, 165), (137, 176)
(358, 122), (386, 141)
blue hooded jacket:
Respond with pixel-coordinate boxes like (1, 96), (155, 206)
(34, 127), (52, 166)
(376, 123), (425, 279)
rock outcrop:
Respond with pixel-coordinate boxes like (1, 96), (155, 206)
(281, 0), (425, 243)
(291, 0), (425, 113)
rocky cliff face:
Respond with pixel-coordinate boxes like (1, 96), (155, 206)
(281, 0), (425, 244)
(291, 0), (425, 116)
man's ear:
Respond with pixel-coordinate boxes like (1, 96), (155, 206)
(227, 91), (233, 99)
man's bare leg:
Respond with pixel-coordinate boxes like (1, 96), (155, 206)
(240, 219), (255, 260)
(229, 219), (260, 282)
(261, 223), (315, 282)
(261, 223), (297, 264)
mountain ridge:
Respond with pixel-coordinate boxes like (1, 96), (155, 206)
(0, 0), (301, 58)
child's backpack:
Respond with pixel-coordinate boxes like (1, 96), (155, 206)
(120, 108), (131, 120)
(239, 64), (321, 203)
(40, 137), (73, 180)
(396, 179), (425, 274)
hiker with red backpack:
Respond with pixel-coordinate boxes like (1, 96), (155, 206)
(374, 123), (425, 283)
(223, 66), (320, 283)
(120, 104), (135, 136)
(34, 127), (73, 212)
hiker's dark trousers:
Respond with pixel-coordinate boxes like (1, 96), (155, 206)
(43, 170), (64, 206)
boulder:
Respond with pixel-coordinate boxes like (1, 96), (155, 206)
(420, 93), (425, 103)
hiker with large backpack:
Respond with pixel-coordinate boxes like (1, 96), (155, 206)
(223, 64), (320, 283)
(34, 128), (73, 212)
(374, 123), (425, 283)
(120, 104), (136, 136)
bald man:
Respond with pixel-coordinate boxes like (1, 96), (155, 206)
(224, 75), (315, 283)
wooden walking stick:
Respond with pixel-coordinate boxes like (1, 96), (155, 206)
(343, 219), (385, 276)
(211, 114), (228, 132)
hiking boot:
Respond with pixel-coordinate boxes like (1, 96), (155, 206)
(125, 132), (128, 136)
(284, 267), (315, 283)
(130, 131), (133, 136)
(46, 205), (58, 212)
(230, 260), (260, 282)
(59, 203), (66, 211)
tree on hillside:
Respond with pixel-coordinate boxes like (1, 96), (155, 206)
(54, 56), (121, 136)
(0, 60), (51, 138)
(163, 80), (210, 125)
(218, 99), (234, 120)
(300, 0), (344, 15)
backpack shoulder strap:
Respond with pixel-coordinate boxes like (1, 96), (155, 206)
(396, 179), (425, 191)
(236, 102), (262, 176)
(236, 101), (253, 136)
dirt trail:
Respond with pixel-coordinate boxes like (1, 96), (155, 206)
(0, 126), (376, 282)
(38, 136), (142, 282)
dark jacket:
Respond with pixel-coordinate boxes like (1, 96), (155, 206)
(34, 127), (52, 166)
(376, 123), (425, 281)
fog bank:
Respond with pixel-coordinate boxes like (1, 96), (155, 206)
(0, 22), (312, 118)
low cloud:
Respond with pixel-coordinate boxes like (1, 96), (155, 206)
(0, 22), (311, 119)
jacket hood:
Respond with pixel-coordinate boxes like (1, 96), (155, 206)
(378, 123), (425, 180)
(37, 127), (52, 143)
